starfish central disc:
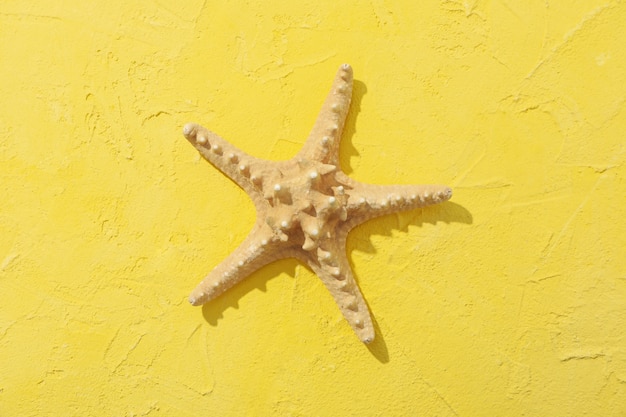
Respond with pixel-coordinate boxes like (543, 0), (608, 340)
(261, 160), (348, 252)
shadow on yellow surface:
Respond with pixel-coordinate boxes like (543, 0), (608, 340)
(198, 199), (471, 364)
(338, 79), (366, 175)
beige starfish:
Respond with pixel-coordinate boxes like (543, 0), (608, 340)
(182, 64), (451, 343)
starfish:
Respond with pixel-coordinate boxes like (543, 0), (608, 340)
(182, 64), (451, 343)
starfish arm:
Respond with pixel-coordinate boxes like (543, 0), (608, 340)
(188, 224), (288, 306)
(304, 238), (375, 344)
(183, 123), (271, 205)
(296, 64), (353, 165)
(344, 180), (452, 229)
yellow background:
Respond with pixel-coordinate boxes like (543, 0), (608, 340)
(1, 1), (625, 415)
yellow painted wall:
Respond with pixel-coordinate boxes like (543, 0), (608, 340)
(1, 1), (625, 415)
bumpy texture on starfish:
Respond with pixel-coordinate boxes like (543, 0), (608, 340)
(182, 64), (451, 343)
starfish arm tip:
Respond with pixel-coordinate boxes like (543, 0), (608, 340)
(337, 63), (353, 83)
(361, 332), (375, 344)
(183, 122), (198, 139)
(188, 292), (205, 306)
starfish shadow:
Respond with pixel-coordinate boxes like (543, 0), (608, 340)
(201, 258), (299, 325)
(338, 79), (367, 175)
(348, 200), (472, 359)
(350, 201), (471, 254)
(363, 307), (390, 363)
(199, 201), (471, 363)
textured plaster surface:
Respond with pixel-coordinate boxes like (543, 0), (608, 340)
(1, 1), (625, 416)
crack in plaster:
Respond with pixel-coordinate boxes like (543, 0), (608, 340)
(152, 0), (206, 25)
(0, 321), (17, 343)
(369, 0), (396, 28)
(0, 12), (63, 22)
(1, 253), (19, 271)
(441, 0), (484, 19)
(112, 333), (146, 373)
(185, 324), (202, 345)
(539, 172), (606, 262)
(524, 2), (615, 81)
(560, 351), (606, 362)
(103, 327), (123, 362)
(421, 377), (460, 416)
(235, 52), (336, 84)
(397, 346), (461, 416)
